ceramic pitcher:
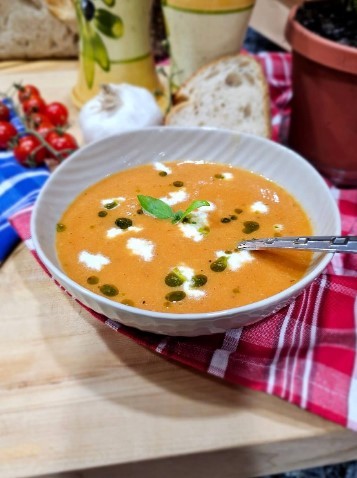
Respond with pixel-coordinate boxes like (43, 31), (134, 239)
(162, 0), (256, 86)
(72, 0), (163, 108)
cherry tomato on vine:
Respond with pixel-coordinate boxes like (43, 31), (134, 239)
(16, 84), (41, 103)
(0, 121), (17, 149)
(36, 122), (55, 137)
(45, 102), (69, 127)
(0, 102), (10, 122)
(28, 112), (52, 129)
(28, 112), (54, 135)
(13, 134), (47, 167)
(45, 130), (78, 159)
(22, 96), (47, 116)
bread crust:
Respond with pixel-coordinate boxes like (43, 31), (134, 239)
(0, 0), (78, 59)
(165, 53), (272, 139)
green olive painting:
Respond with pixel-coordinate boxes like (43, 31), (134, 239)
(74, 0), (124, 88)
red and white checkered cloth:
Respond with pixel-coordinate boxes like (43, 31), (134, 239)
(9, 53), (357, 431)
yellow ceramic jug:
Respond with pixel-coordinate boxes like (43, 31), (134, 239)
(162, 0), (256, 86)
(72, 0), (163, 108)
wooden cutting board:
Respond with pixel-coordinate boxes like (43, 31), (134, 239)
(1, 61), (356, 478)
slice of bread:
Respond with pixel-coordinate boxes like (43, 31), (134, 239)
(165, 54), (271, 138)
(0, 0), (78, 60)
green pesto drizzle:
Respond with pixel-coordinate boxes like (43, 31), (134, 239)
(104, 200), (118, 209)
(165, 271), (185, 287)
(121, 299), (134, 307)
(165, 291), (186, 302)
(173, 180), (184, 187)
(242, 221), (260, 234)
(56, 223), (66, 232)
(99, 284), (119, 296)
(191, 274), (207, 287)
(115, 217), (133, 229)
(210, 256), (228, 272)
(87, 276), (99, 284)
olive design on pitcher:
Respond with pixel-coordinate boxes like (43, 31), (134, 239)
(74, 0), (124, 88)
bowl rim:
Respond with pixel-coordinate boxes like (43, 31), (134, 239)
(31, 126), (341, 322)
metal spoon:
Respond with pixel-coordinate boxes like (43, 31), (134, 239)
(237, 236), (357, 254)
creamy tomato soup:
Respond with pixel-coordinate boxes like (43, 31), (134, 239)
(56, 161), (313, 313)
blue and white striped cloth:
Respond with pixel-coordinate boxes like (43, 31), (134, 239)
(0, 98), (49, 263)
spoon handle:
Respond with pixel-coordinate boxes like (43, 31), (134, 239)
(237, 236), (357, 254)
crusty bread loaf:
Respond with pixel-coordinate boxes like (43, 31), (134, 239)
(0, 0), (78, 59)
(165, 54), (271, 138)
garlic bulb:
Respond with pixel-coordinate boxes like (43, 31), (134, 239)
(79, 83), (164, 144)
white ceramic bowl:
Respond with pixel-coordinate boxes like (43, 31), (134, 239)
(31, 127), (341, 336)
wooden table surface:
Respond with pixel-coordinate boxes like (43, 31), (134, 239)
(1, 61), (357, 478)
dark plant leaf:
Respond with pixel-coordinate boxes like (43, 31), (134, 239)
(82, 23), (95, 88)
(94, 9), (124, 38)
(92, 30), (110, 72)
(101, 0), (115, 6)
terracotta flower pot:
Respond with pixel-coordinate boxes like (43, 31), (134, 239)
(285, 4), (357, 187)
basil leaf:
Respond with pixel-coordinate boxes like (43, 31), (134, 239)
(172, 211), (183, 223)
(176, 200), (210, 223)
(137, 195), (174, 219)
(137, 195), (210, 224)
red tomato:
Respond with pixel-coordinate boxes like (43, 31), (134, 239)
(45, 130), (78, 160)
(0, 103), (10, 122)
(22, 96), (47, 116)
(28, 113), (54, 136)
(13, 134), (47, 166)
(16, 84), (40, 103)
(36, 122), (55, 137)
(28, 112), (52, 129)
(0, 121), (17, 149)
(45, 102), (69, 127)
